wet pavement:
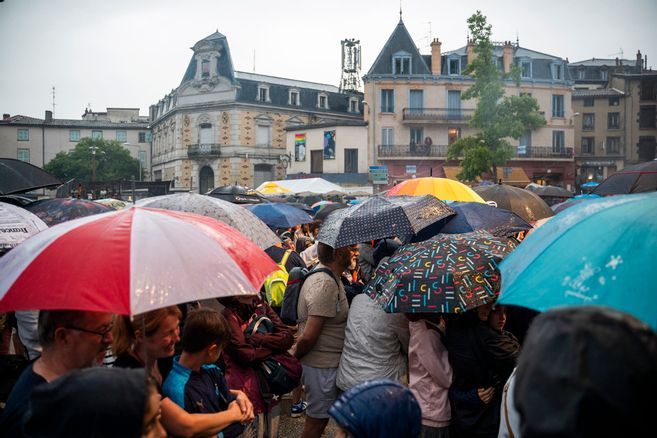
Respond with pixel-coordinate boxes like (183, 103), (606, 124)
(278, 397), (339, 438)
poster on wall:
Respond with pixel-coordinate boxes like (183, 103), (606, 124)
(323, 130), (336, 160)
(295, 133), (306, 161)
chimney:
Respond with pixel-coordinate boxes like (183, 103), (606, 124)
(615, 57), (619, 67)
(645, 55), (648, 70)
(636, 50), (643, 69)
(503, 41), (514, 74)
(466, 38), (476, 66)
(430, 38), (442, 75)
(2, 114), (10, 120)
(45, 110), (53, 123)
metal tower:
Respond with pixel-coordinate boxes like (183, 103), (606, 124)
(339, 39), (362, 92)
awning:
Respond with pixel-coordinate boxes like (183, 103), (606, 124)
(442, 166), (530, 187)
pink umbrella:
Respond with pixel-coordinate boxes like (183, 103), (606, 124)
(0, 207), (277, 315)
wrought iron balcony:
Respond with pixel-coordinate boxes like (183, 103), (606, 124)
(402, 108), (474, 123)
(187, 144), (221, 158)
(378, 144), (450, 158)
(513, 146), (574, 160)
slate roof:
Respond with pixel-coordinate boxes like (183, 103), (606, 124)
(572, 88), (625, 98)
(180, 31), (236, 85)
(366, 19), (431, 76)
(569, 58), (633, 67)
(0, 115), (149, 129)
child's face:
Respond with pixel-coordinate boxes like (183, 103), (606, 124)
(488, 306), (507, 331)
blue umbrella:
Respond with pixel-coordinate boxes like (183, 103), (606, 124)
(498, 192), (657, 330)
(414, 201), (531, 240)
(581, 181), (600, 188)
(245, 203), (314, 229)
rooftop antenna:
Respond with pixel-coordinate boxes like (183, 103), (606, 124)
(399, 0), (403, 22)
(608, 48), (624, 58)
(515, 30), (519, 47)
(51, 86), (56, 115)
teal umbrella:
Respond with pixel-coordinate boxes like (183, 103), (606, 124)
(498, 192), (657, 330)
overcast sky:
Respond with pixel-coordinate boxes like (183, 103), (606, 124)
(1, 0), (655, 119)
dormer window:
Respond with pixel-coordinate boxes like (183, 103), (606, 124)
(201, 59), (210, 78)
(520, 60), (532, 78)
(257, 84), (270, 103)
(289, 89), (300, 106)
(448, 56), (461, 75)
(393, 52), (412, 75)
(601, 69), (608, 81)
(551, 62), (563, 80)
(349, 97), (359, 113)
(317, 93), (329, 109)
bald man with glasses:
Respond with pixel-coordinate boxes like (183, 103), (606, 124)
(0, 310), (114, 437)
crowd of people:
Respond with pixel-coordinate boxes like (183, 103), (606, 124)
(1, 212), (656, 438)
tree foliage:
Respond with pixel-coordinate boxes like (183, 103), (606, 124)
(447, 11), (546, 182)
(44, 138), (141, 182)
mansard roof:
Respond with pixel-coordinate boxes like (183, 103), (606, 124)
(366, 19), (431, 76)
(180, 31), (236, 85)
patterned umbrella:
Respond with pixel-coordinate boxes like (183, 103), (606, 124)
(0, 202), (48, 256)
(316, 195), (455, 248)
(24, 198), (113, 226)
(245, 203), (314, 229)
(208, 185), (266, 204)
(94, 198), (134, 210)
(0, 207), (278, 315)
(311, 200), (333, 213)
(498, 192), (657, 330)
(386, 177), (486, 203)
(137, 193), (279, 249)
(473, 184), (553, 223)
(366, 231), (518, 314)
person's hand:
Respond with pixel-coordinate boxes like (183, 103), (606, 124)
(477, 387), (495, 404)
(230, 390), (255, 423)
(227, 401), (244, 423)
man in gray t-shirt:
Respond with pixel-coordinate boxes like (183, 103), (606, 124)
(294, 242), (357, 438)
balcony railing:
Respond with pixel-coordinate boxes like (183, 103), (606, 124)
(187, 144), (221, 158)
(378, 144), (574, 160)
(378, 144), (450, 158)
(402, 108), (474, 122)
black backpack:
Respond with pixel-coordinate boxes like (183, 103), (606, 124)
(280, 266), (338, 325)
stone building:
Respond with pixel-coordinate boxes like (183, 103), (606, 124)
(149, 31), (363, 194)
(363, 18), (576, 190)
(569, 51), (657, 185)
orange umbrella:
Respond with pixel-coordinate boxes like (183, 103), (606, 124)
(386, 177), (486, 203)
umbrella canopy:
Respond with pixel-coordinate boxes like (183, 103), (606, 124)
(0, 195), (35, 207)
(386, 177), (486, 203)
(313, 203), (349, 222)
(580, 181), (600, 188)
(524, 184), (574, 199)
(416, 201), (531, 240)
(245, 203), (314, 229)
(311, 200), (333, 213)
(551, 196), (598, 214)
(498, 192), (657, 330)
(0, 207), (278, 315)
(473, 184), (553, 223)
(137, 193), (279, 249)
(94, 198), (134, 210)
(0, 202), (48, 256)
(207, 184), (266, 204)
(25, 198), (113, 226)
(593, 160), (657, 196)
(316, 195), (455, 248)
(365, 231), (518, 314)
(0, 158), (61, 195)
(258, 182), (292, 195)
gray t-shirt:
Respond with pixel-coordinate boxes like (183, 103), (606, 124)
(297, 264), (348, 368)
(336, 294), (410, 391)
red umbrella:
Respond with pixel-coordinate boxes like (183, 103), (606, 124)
(0, 207), (277, 315)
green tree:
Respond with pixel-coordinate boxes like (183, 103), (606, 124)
(447, 11), (546, 182)
(44, 138), (141, 182)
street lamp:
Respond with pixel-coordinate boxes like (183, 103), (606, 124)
(123, 142), (143, 182)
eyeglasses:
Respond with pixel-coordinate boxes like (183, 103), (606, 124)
(65, 324), (113, 339)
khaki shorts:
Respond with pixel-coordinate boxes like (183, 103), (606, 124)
(301, 364), (339, 419)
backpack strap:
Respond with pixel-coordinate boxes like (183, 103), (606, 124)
(309, 268), (340, 288)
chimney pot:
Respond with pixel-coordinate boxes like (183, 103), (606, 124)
(45, 110), (53, 122)
(2, 113), (10, 120)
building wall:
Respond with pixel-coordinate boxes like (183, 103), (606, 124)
(286, 125), (368, 175)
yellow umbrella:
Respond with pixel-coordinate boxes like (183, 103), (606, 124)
(256, 182), (292, 195)
(386, 177), (486, 203)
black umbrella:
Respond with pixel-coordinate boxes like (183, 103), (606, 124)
(0, 158), (61, 195)
(316, 195), (455, 248)
(473, 184), (553, 223)
(525, 184), (574, 198)
(207, 184), (266, 204)
(593, 160), (657, 195)
(313, 203), (349, 222)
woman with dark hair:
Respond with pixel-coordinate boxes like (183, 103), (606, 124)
(219, 295), (294, 438)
